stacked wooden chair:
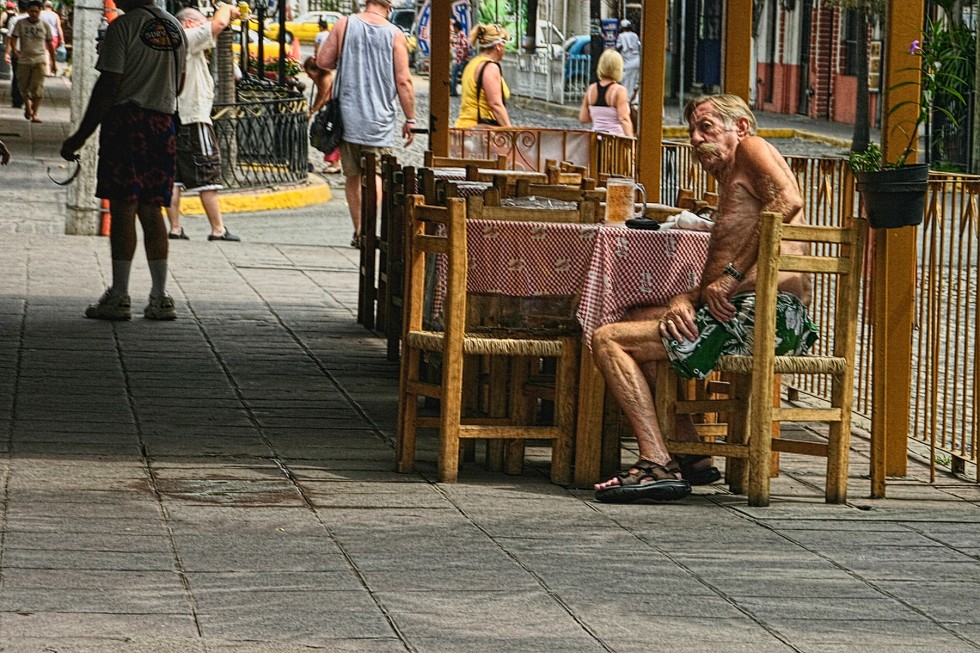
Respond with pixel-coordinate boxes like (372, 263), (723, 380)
(654, 212), (869, 506)
(396, 195), (578, 484)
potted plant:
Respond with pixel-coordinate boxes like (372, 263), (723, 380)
(848, 18), (969, 229)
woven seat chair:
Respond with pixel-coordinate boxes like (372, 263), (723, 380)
(396, 195), (577, 484)
(654, 212), (869, 506)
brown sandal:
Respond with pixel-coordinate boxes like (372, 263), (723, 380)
(595, 458), (691, 503)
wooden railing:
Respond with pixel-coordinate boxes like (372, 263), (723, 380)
(914, 173), (980, 480)
(449, 127), (635, 179)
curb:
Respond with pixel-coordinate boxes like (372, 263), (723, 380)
(179, 175), (333, 215)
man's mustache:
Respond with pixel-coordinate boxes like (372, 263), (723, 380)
(695, 143), (721, 157)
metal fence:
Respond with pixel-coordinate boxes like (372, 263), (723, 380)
(211, 81), (309, 190)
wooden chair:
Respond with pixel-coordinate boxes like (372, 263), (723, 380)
(544, 159), (587, 186)
(423, 151), (507, 171)
(467, 192), (599, 224)
(357, 151), (380, 330)
(377, 155), (415, 361)
(513, 178), (605, 205)
(655, 212), (869, 506)
(396, 195), (578, 484)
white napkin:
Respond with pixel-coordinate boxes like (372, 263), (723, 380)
(659, 210), (715, 231)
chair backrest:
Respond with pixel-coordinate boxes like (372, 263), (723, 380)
(749, 212), (868, 373)
(466, 192), (598, 224)
(513, 179), (606, 204)
(424, 151), (508, 170)
(404, 195), (467, 351)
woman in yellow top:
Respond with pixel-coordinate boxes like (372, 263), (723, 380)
(454, 24), (512, 128)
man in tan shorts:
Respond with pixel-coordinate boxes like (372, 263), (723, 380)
(591, 94), (814, 503)
(9, 0), (54, 122)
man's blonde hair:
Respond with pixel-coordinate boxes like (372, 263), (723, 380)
(596, 49), (623, 83)
(683, 94), (758, 135)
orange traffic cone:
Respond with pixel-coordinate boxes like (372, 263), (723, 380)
(99, 199), (111, 236)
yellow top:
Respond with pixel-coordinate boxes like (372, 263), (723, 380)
(454, 54), (510, 128)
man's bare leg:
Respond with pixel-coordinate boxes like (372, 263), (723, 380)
(591, 311), (681, 491)
(199, 189), (229, 238)
(166, 185), (183, 235)
(345, 174), (362, 239)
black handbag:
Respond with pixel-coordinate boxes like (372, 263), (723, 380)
(310, 25), (346, 153)
(310, 100), (343, 154)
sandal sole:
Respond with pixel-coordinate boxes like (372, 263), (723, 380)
(595, 479), (692, 504)
(685, 466), (721, 486)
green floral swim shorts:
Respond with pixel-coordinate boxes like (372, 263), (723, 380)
(662, 292), (819, 380)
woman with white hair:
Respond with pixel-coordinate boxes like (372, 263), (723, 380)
(578, 49), (633, 137)
(454, 23), (512, 128)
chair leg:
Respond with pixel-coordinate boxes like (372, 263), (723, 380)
(504, 356), (530, 475)
(549, 340), (577, 485)
(747, 377), (774, 508)
(825, 374), (851, 503)
(725, 373), (750, 494)
(396, 348), (421, 473)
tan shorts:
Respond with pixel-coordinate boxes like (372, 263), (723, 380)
(339, 141), (393, 178)
(17, 62), (46, 100)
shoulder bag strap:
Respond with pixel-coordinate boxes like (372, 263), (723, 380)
(475, 60), (502, 123)
(332, 16), (347, 98)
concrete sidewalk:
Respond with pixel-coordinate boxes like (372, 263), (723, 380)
(0, 75), (978, 652)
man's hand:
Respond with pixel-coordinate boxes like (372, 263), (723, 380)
(701, 274), (738, 323)
(402, 121), (414, 146)
(60, 134), (83, 161)
(659, 296), (698, 342)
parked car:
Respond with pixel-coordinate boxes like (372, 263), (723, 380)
(388, 6), (418, 67)
(231, 26), (284, 60)
(264, 10), (343, 45)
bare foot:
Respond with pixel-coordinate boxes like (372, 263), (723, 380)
(30, 117), (41, 123)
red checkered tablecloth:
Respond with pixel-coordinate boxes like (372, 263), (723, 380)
(576, 225), (710, 345)
(466, 219), (598, 296)
(431, 220), (709, 342)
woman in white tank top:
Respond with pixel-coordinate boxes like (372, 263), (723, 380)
(578, 49), (634, 137)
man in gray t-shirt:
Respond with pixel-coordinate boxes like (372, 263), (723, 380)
(315, 0), (416, 247)
(9, 0), (54, 121)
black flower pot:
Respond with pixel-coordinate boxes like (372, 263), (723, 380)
(854, 163), (929, 229)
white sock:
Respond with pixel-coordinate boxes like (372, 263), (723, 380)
(109, 260), (132, 297)
(148, 259), (168, 298)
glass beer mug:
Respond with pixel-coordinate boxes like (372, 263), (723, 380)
(604, 177), (647, 222)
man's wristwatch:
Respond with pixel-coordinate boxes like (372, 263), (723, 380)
(723, 263), (745, 282)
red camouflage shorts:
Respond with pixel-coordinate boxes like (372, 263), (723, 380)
(96, 103), (176, 206)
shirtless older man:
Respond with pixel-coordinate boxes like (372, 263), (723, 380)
(592, 94), (816, 503)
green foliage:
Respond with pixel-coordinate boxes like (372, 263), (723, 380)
(848, 18), (973, 173)
(847, 142), (884, 173)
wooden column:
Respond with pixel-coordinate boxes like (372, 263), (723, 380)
(871, 0), (921, 496)
(429, 0), (452, 157)
(636, 0), (667, 202)
(722, 0), (753, 101)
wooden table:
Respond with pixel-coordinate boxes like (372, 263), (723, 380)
(461, 220), (710, 486)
